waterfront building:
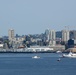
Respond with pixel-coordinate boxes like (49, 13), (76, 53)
(45, 29), (56, 46)
(8, 29), (15, 41)
(62, 30), (69, 42)
(68, 39), (74, 48)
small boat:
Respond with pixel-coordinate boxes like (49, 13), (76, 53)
(56, 51), (62, 53)
(32, 56), (40, 59)
(62, 52), (76, 58)
(57, 58), (61, 61)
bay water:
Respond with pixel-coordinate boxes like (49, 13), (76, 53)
(0, 53), (76, 75)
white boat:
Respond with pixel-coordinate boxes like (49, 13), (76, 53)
(62, 52), (76, 58)
(32, 56), (40, 59)
(56, 51), (62, 53)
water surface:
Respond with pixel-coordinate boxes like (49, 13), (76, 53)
(0, 53), (76, 75)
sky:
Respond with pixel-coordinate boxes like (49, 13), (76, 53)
(0, 0), (76, 36)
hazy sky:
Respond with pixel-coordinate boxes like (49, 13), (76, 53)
(0, 0), (76, 36)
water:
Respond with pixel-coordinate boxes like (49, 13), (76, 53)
(0, 53), (76, 75)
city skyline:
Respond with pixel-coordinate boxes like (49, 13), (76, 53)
(1, 28), (76, 36)
(0, 0), (76, 36)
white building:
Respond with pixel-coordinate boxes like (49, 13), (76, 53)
(62, 30), (69, 42)
(45, 29), (56, 45)
(49, 30), (56, 40)
(0, 44), (4, 48)
(8, 29), (15, 41)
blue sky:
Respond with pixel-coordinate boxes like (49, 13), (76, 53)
(0, 0), (76, 36)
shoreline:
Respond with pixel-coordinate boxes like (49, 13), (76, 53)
(0, 51), (69, 53)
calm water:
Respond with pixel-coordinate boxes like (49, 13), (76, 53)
(0, 53), (76, 75)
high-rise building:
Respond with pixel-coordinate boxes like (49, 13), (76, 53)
(8, 29), (15, 41)
(49, 30), (56, 40)
(45, 29), (50, 41)
(70, 30), (76, 40)
(45, 29), (56, 45)
(49, 30), (56, 45)
(56, 31), (62, 38)
(62, 30), (69, 42)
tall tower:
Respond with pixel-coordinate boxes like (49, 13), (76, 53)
(49, 30), (56, 40)
(8, 29), (15, 41)
(45, 29), (56, 45)
(45, 29), (50, 41)
(49, 30), (56, 45)
(62, 30), (69, 42)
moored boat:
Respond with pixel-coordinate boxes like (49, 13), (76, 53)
(62, 52), (76, 58)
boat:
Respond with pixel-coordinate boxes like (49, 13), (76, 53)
(56, 51), (62, 53)
(62, 52), (76, 58)
(32, 56), (40, 59)
(57, 58), (61, 61)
